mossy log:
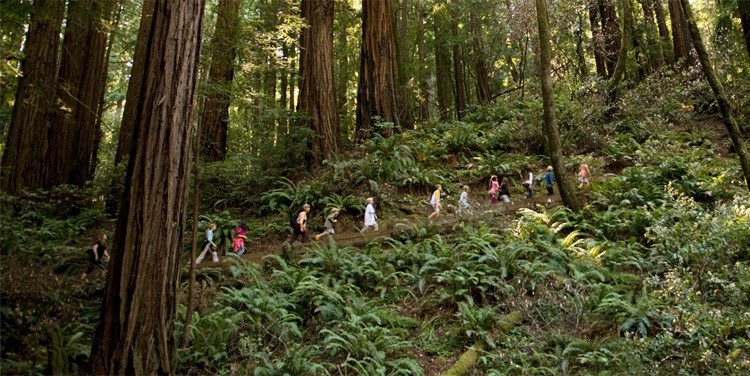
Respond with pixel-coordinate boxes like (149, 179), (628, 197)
(441, 311), (523, 376)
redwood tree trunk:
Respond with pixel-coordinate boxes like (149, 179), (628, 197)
(652, 0), (674, 64)
(739, 0), (750, 58)
(0, 0), (64, 195)
(299, 0), (340, 164)
(356, 0), (399, 138)
(433, 1), (453, 121)
(599, 0), (621, 77)
(115, 0), (157, 165)
(535, 0), (580, 212)
(47, 0), (114, 188)
(89, 0), (205, 374)
(588, 0), (608, 77)
(668, 0), (694, 66)
(394, 0), (415, 129)
(452, 20), (467, 120)
(639, 0), (664, 69)
(679, 0), (750, 190)
(199, 0), (239, 162)
(470, 12), (491, 104)
(416, 0), (430, 121)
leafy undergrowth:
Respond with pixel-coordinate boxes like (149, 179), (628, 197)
(2, 71), (750, 375)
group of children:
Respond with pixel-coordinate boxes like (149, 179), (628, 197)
(192, 164), (592, 263)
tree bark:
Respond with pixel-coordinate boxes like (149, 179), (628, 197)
(356, 0), (400, 139)
(599, 0), (621, 77)
(47, 0), (115, 188)
(575, 14), (589, 78)
(639, 0), (664, 69)
(416, 0), (430, 121)
(588, 0), (608, 77)
(608, 0), (632, 102)
(470, 12), (491, 104)
(1, 0), (64, 195)
(679, 0), (750, 190)
(394, 0), (415, 129)
(535, 0), (581, 212)
(433, 0), (453, 121)
(299, 0), (340, 164)
(89, 0), (205, 374)
(668, 0), (694, 67)
(652, 0), (674, 64)
(115, 0), (156, 165)
(739, 0), (750, 59)
(199, 0), (239, 162)
(452, 20), (466, 120)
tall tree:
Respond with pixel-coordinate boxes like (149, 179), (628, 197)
(535, 0), (581, 212)
(433, 1), (453, 121)
(588, 0), (609, 77)
(299, 0), (340, 164)
(114, 0), (156, 165)
(679, 0), (750, 190)
(452, 19), (467, 120)
(356, 0), (399, 138)
(1, 0), (65, 195)
(652, 0), (674, 64)
(199, 0), (239, 162)
(416, 0), (430, 121)
(668, 0), (694, 66)
(394, 0), (415, 129)
(608, 0), (633, 102)
(599, 0), (621, 77)
(470, 11), (491, 104)
(89, 0), (205, 373)
(47, 0), (115, 188)
(739, 0), (750, 58)
(639, 0), (665, 69)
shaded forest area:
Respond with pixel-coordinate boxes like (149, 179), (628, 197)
(1, 0), (749, 374)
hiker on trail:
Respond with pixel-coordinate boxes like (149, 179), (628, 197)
(544, 166), (555, 196)
(499, 177), (511, 203)
(458, 185), (471, 214)
(232, 223), (248, 256)
(523, 169), (534, 199)
(578, 164), (590, 188)
(488, 175), (499, 204)
(80, 233), (109, 280)
(428, 184), (442, 220)
(290, 204), (311, 243)
(363, 198), (379, 231)
(196, 223), (218, 264)
(315, 208), (340, 241)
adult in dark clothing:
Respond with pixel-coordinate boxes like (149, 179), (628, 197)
(290, 204), (311, 244)
(80, 234), (109, 280)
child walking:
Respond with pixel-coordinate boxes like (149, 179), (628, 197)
(315, 208), (340, 241)
(196, 223), (219, 263)
(544, 166), (555, 196)
(488, 175), (499, 204)
(578, 164), (590, 188)
(232, 223), (248, 256)
(523, 169), (534, 199)
(363, 198), (379, 231)
(428, 184), (442, 220)
(458, 185), (471, 214)
(499, 177), (511, 203)
(80, 233), (109, 280)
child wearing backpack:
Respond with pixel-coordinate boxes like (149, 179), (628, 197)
(232, 223), (248, 256)
(290, 204), (311, 243)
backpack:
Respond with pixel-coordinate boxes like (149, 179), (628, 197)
(290, 211), (299, 228)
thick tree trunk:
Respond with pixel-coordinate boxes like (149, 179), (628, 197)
(394, 0), (415, 129)
(668, 0), (694, 66)
(1, 0), (64, 195)
(47, 0), (114, 188)
(299, 0), (340, 164)
(599, 0), (621, 77)
(452, 21), (466, 120)
(417, 0), (430, 121)
(588, 0), (609, 77)
(639, 0), (664, 69)
(470, 13), (491, 104)
(115, 0), (156, 165)
(679, 0), (750, 190)
(652, 0), (674, 64)
(199, 0), (239, 162)
(89, 0), (205, 374)
(356, 0), (400, 139)
(575, 14), (589, 78)
(608, 0), (632, 102)
(433, 1), (453, 121)
(535, 0), (581, 212)
(739, 0), (750, 59)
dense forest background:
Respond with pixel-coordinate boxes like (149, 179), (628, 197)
(1, 0), (749, 374)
